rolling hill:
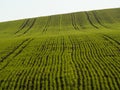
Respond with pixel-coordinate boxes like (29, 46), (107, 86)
(0, 8), (120, 90)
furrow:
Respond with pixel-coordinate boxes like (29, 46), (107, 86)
(39, 39), (52, 89)
(68, 36), (82, 89)
(15, 39), (49, 89)
(73, 37), (87, 90)
(59, 37), (66, 90)
(11, 59), (28, 90)
(87, 48), (103, 89)
(1, 58), (27, 89)
(97, 49), (120, 89)
(54, 37), (62, 90)
(81, 40), (95, 90)
(85, 39), (111, 89)
(81, 40), (98, 90)
(12, 58), (30, 90)
(91, 37), (120, 89)
(43, 38), (56, 90)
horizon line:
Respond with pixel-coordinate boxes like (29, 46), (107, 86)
(0, 7), (119, 23)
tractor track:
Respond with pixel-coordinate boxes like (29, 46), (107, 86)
(92, 11), (108, 28)
(15, 18), (36, 35)
(71, 14), (79, 30)
(42, 16), (51, 32)
(85, 12), (99, 29)
(103, 35), (120, 52)
(23, 18), (36, 34)
(0, 38), (33, 71)
(15, 19), (30, 34)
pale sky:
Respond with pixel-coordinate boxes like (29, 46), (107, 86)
(0, 0), (120, 22)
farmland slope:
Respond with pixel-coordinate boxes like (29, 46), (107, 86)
(0, 8), (120, 90)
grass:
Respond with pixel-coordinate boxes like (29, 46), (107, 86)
(0, 8), (120, 90)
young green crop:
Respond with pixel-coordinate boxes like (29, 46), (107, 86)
(0, 8), (120, 90)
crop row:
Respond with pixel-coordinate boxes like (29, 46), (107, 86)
(0, 34), (120, 89)
(14, 11), (115, 35)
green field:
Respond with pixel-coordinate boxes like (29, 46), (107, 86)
(0, 8), (120, 90)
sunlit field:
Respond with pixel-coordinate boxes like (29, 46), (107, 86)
(0, 8), (120, 90)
